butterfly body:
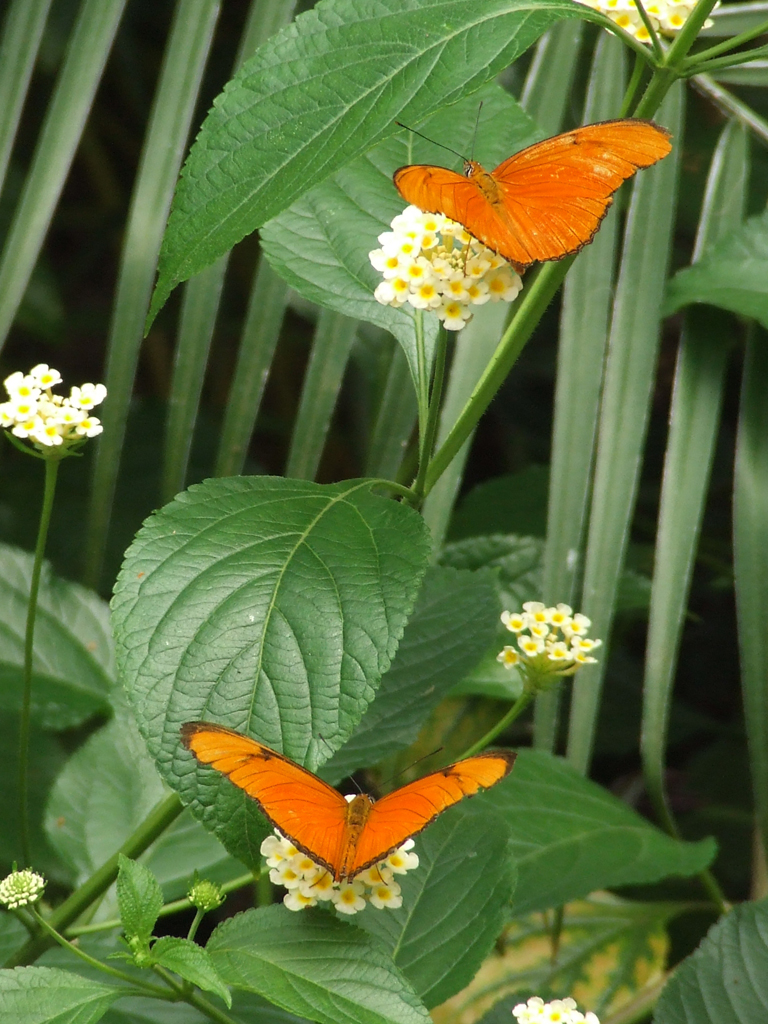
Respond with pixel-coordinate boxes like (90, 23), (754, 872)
(393, 119), (672, 268)
(181, 721), (515, 881)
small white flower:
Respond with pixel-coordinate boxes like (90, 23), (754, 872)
(4, 372), (39, 399)
(0, 869), (46, 909)
(284, 889), (317, 911)
(501, 610), (526, 633)
(368, 879), (403, 910)
(12, 417), (43, 439)
(69, 382), (107, 410)
(74, 416), (102, 437)
(29, 364), (63, 389)
(299, 869), (335, 901)
(269, 861), (302, 890)
(332, 881), (366, 915)
(497, 646), (520, 669)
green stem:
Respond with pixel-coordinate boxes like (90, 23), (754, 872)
(424, 259), (574, 497)
(5, 792), (184, 967)
(366, 478), (419, 504)
(620, 51), (645, 117)
(187, 988), (242, 1024)
(663, 0), (722, 68)
(681, 17), (768, 66)
(687, 46), (768, 76)
(415, 310), (429, 461)
(19, 455), (60, 866)
(31, 908), (175, 1000)
(633, 67), (676, 119)
(186, 909), (205, 943)
(634, 0), (663, 61)
(412, 325), (449, 502)
(69, 872), (255, 936)
(459, 691), (533, 760)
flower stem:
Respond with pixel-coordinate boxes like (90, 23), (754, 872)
(19, 455), (60, 867)
(31, 908), (175, 999)
(621, 51), (646, 117)
(459, 691), (533, 760)
(5, 792), (184, 967)
(424, 260), (574, 497)
(186, 908), (205, 943)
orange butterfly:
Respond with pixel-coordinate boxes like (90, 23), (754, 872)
(181, 721), (515, 881)
(393, 118), (672, 269)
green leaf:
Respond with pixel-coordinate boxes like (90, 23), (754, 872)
(0, 913), (27, 966)
(116, 856), (163, 944)
(448, 467), (550, 541)
(260, 82), (539, 389)
(440, 535), (543, 610)
(654, 895), (768, 1024)
(321, 566), (499, 784)
(206, 905), (430, 1024)
(0, 966), (120, 1024)
(149, 0), (584, 319)
(45, 699), (241, 922)
(480, 749), (716, 915)
(112, 475), (431, 868)
(440, 893), (673, 1024)
(151, 937), (231, 1007)
(665, 209), (768, 327)
(0, 714), (69, 880)
(0, 542), (112, 729)
(355, 805), (516, 1009)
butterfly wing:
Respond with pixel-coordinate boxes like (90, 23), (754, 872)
(181, 722), (349, 877)
(393, 165), (491, 234)
(488, 119), (672, 264)
(347, 750), (516, 877)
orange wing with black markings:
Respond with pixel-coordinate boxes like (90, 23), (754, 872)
(181, 721), (515, 881)
(346, 751), (516, 877)
(181, 722), (349, 877)
(393, 119), (672, 267)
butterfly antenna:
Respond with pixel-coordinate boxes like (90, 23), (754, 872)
(380, 747), (444, 788)
(394, 121), (467, 162)
(470, 101), (483, 161)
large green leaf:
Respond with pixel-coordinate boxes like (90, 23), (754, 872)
(0, 543), (112, 729)
(480, 749), (716, 915)
(0, 713), (69, 880)
(0, 966), (120, 1024)
(260, 82), (539, 388)
(355, 805), (516, 1010)
(44, 697), (240, 918)
(149, 0), (587, 319)
(439, 893), (673, 1024)
(664, 209), (768, 327)
(321, 566), (499, 784)
(206, 905), (430, 1024)
(112, 476), (430, 867)
(150, 937), (231, 1008)
(654, 895), (768, 1024)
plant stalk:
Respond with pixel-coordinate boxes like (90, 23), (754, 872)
(19, 455), (60, 867)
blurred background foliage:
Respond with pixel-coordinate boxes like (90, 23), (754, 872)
(0, 0), (766, 982)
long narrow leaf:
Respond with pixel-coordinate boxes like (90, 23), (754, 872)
(567, 84), (684, 774)
(84, 0), (221, 588)
(0, 0), (127, 352)
(520, 19), (584, 135)
(0, 0), (53, 200)
(161, 0), (298, 501)
(734, 329), (768, 868)
(214, 259), (288, 477)
(285, 310), (358, 481)
(422, 302), (510, 551)
(535, 32), (625, 752)
(641, 120), (747, 832)
(365, 341), (418, 481)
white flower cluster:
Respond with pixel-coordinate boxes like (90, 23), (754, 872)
(576, 0), (715, 42)
(497, 602), (601, 688)
(513, 996), (599, 1024)
(370, 205), (522, 331)
(0, 365), (106, 450)
(261, 828), (418, 915)
(0, 869), (46, 909)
